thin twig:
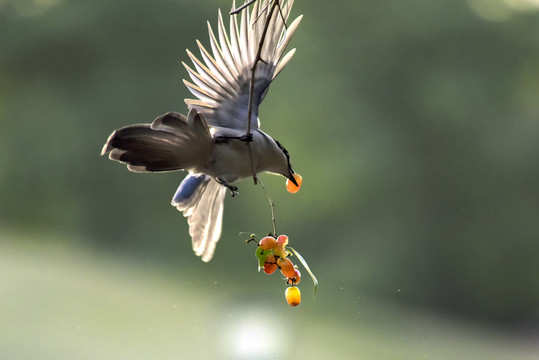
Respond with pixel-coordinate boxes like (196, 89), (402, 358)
(245, 0), (281, 185)
(252, 0), (273, 24)
(230, 0), (258, 15)
(275, 1), (287, 27)
(256, 176), (277, 236)
(231, 1), (289, 235)
(246, 0), (279, 135)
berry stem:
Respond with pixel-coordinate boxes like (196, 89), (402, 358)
(255, 176), (277, 236)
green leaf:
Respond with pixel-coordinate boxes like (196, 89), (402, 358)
(289, 247), (318, 298)
(255, 246), (273, 271)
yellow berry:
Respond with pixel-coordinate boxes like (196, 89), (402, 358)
(273, 235), (289, 258)
(274, 246), (288, 259)
(285, 286), (301, 307)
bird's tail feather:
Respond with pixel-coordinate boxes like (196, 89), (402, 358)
(101, 109), (213, 173)
(172, 174), (226, 262)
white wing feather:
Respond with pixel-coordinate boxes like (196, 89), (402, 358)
(183, 0), (302, 130)
(174, 176), (227, 262)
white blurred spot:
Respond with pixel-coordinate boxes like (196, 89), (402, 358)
(12, 0), (64, 17)
(222, 308), (286, 360)
(33, 0), (63, 7)
(504, 0), (539, 11)
(467, 0), (512, 21)
(468, 0), (539, 22)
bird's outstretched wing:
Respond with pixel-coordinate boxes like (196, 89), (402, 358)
(183, 0), (302, 130)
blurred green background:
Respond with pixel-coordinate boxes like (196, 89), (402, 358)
(1, 0), (538, 358)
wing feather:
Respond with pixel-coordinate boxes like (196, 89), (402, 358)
(275, 15), (302, 59)
(206, 24), (237, 86)
(273, 48), (295, 80)
(172, 174), (226, 262)
(217, 10), (241, 78)
(183, 0), (302, 129)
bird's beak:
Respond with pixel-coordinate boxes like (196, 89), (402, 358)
(287, 170), (299, 187)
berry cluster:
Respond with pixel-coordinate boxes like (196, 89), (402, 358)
(255, 235), (302, 306)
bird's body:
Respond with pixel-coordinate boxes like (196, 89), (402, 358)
(102, 0), (302, 261)
(204, 128), (289, 183)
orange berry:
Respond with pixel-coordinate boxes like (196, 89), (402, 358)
(277, 258), (296, 278)
(263, 262), (277, 274)
(265, 253), (276, 264)
(285, 286), (301, 307)
(286, 173), (302, 193)
(258, 236), (277, 250)
(276, 235), (288, 247)
(287, 269), (301, 285)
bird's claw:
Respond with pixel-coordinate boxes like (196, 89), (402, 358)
(229, 186), (239, 197)
(214, 134), (253, 144)
(217, 178), (239, 197)
(240, 133), (253, 143)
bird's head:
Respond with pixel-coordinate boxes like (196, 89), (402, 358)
(273, 140), (302, 193)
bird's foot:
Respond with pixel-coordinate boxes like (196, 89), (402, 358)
(239, 133), (253, 143)
(214, 133), (253, 144)
(217, 178), (239, 197)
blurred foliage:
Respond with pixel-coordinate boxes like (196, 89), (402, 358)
(2, 234), (538, 360)
(1, 0), (538, 332)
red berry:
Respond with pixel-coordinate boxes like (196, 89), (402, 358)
(276, 235), (288, 247)
(263, 262), (277, 274)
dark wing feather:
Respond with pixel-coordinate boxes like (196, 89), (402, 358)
(101, 110), (213, 173)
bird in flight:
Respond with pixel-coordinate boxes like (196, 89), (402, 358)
(101, 0), (303, 262)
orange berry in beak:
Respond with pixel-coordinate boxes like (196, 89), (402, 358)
(285, 286), (301, 307)
(286, 173), (302, 193)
